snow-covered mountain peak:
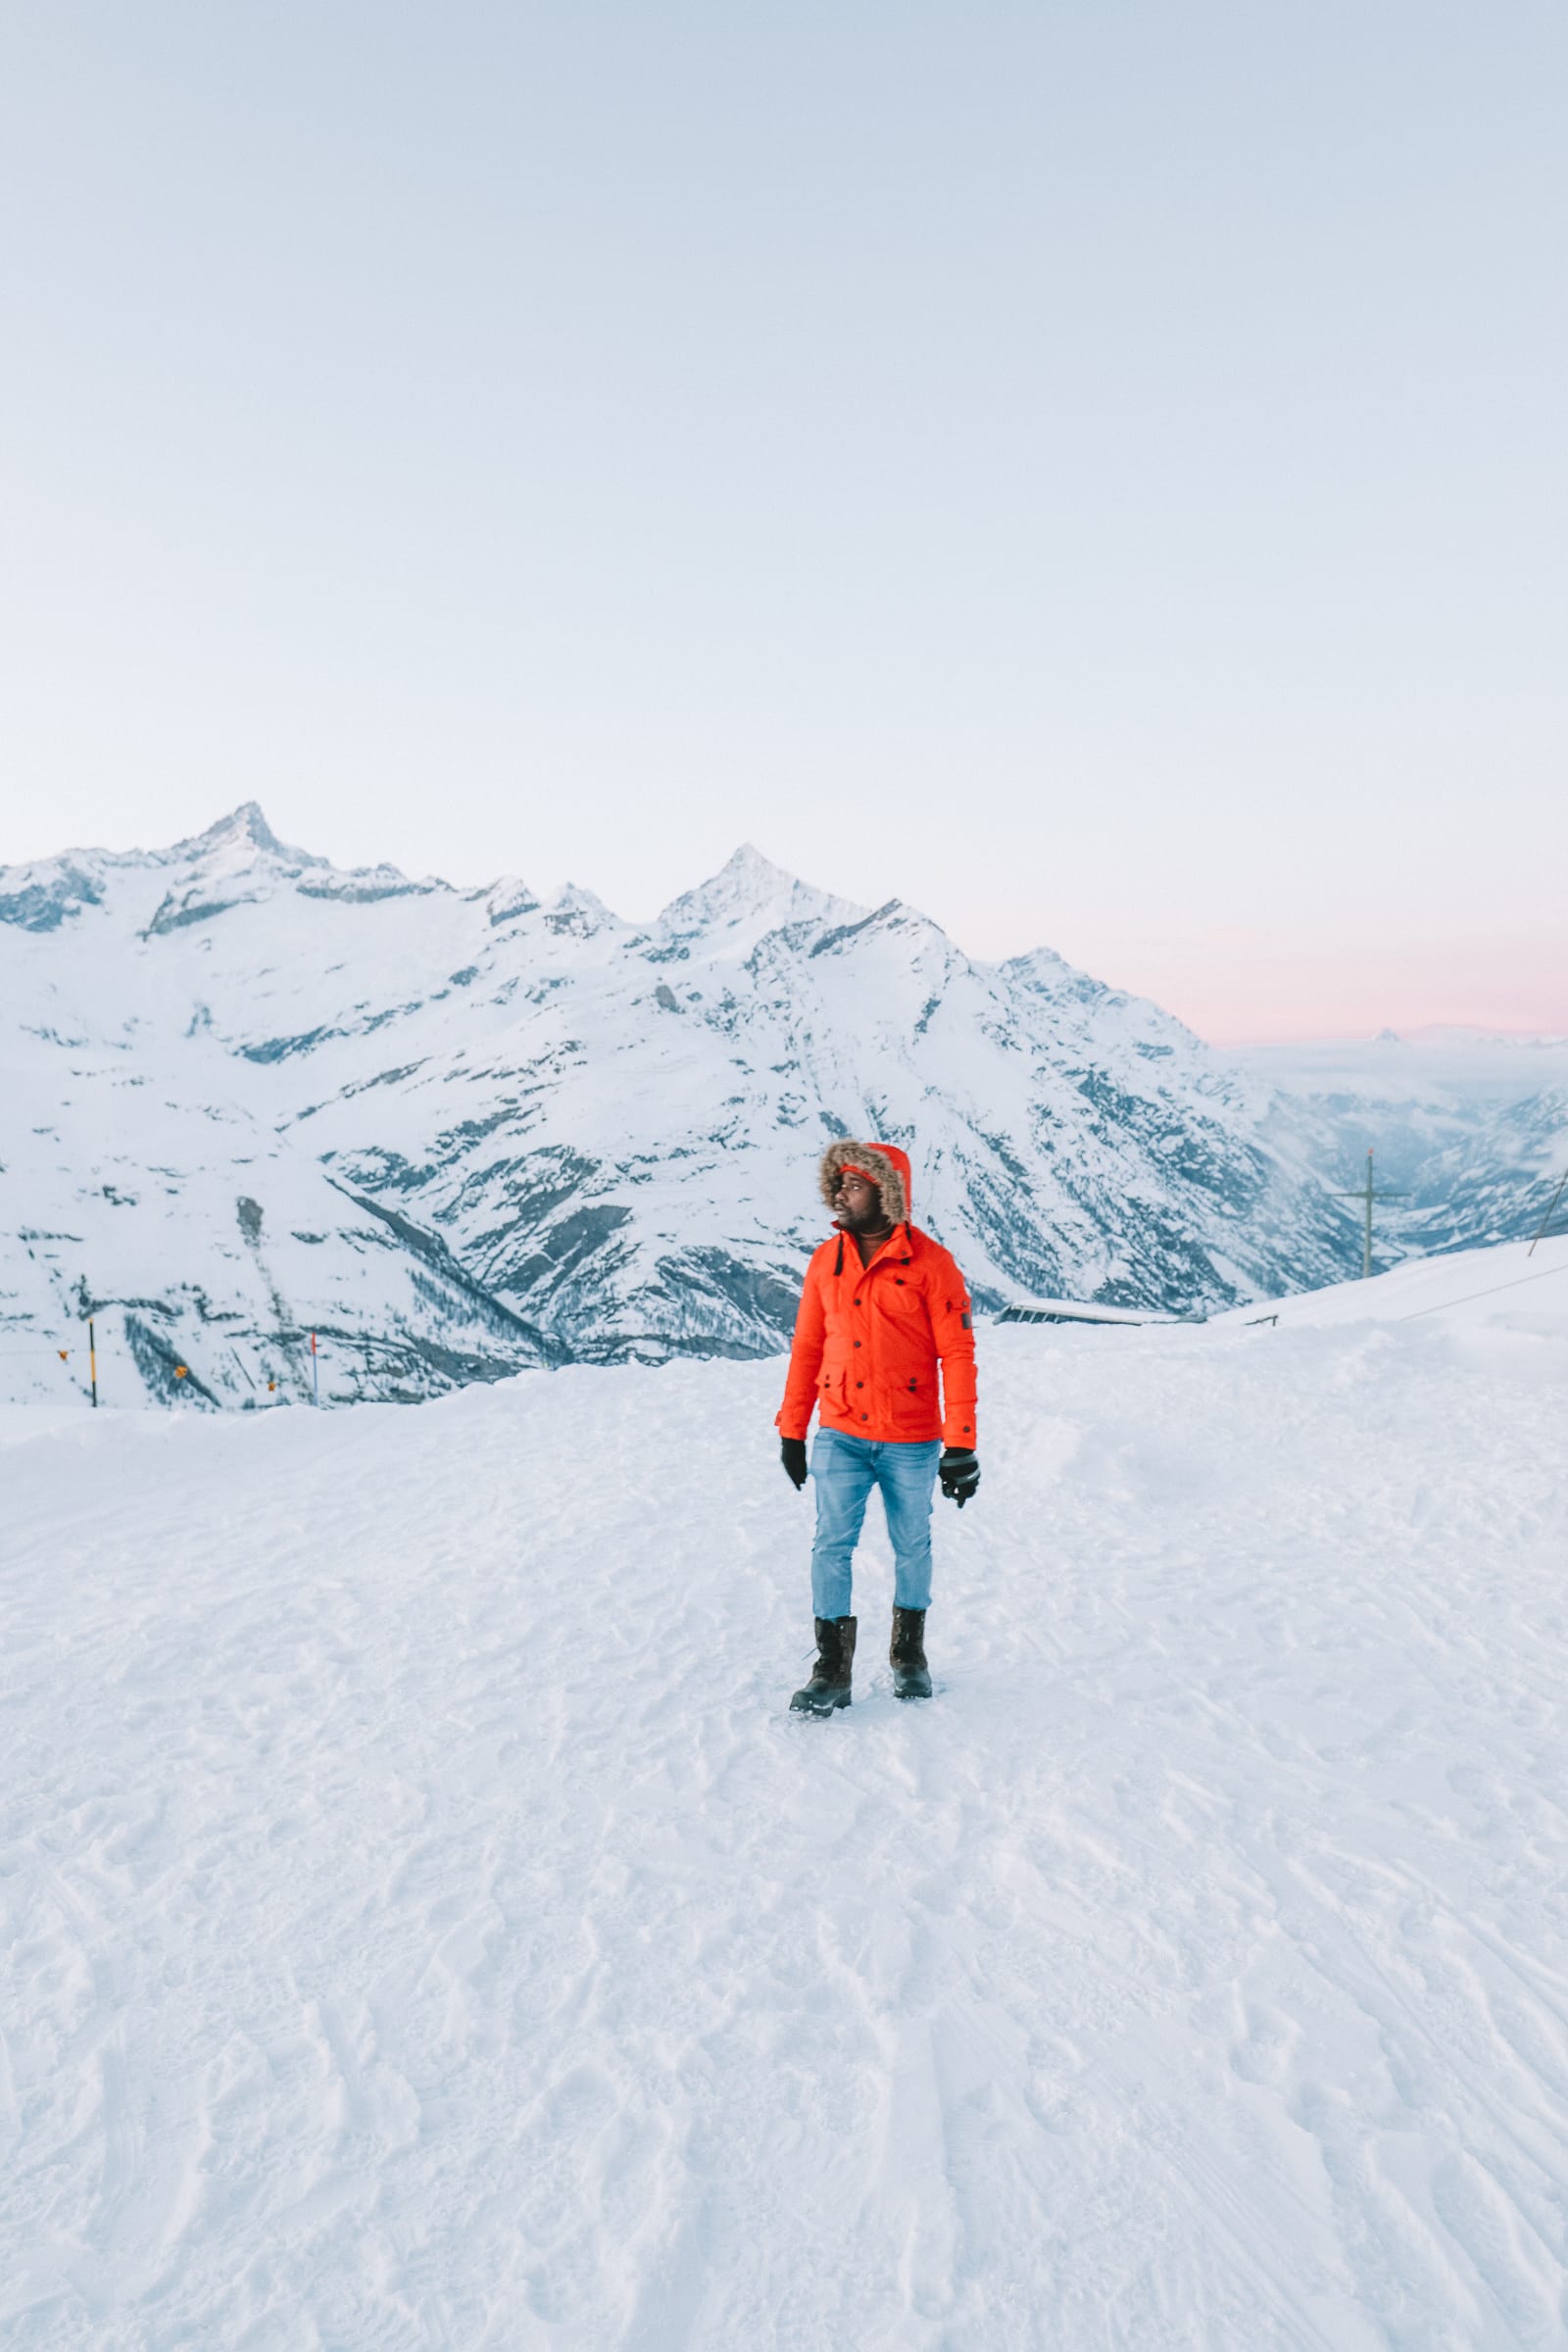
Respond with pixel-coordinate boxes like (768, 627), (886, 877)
(146, 807), (325, 927)
(656, 843), (863, 945)
(541, 881), (620, 937)
(1000, 943), (1115, 1009)
(171, 802), (321, 870)
(0, 852), (111, 933)
(479, 875), (540, 926)
(137, 808), (442, 936)
(1002, 944), (1073, 982)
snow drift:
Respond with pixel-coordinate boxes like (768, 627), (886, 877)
(1218, 1232), (1568, 1337)
(6, 1253), (1568, 2346)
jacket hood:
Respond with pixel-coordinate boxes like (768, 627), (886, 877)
(817, 1138), (912, 1225)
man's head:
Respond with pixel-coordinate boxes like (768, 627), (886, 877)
(832, 1163), (890, 1235)
(817, 1140), (912, 1230)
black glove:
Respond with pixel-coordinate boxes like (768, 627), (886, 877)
(780, 1437), (808, 1491)
(939, 1447), (980, 1508)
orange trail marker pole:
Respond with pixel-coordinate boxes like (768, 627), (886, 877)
(89, 1318), (97, 1408)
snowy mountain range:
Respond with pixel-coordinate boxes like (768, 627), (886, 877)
(1238, 1032), (1568, 1257)
(5, 803), (1535, 1408)
(1236, 1026), (1568, 1108)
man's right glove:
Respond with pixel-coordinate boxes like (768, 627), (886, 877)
(780, 1437), (808, 1491)
(939, 1447), (980, 1508)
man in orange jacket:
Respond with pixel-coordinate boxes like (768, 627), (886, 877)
(776, 1139), (979, 1714)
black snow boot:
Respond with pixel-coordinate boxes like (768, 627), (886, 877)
(790, 1617), (857, 1716)
(890, 1607), (932, 1700)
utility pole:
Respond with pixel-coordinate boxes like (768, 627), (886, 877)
(1329, 1150), (1407, 1279)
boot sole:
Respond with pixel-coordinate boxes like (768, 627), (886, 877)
(789, 1688), (852, 1716)
(892, 1673), (932, 1700)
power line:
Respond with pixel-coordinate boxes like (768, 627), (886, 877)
(1399, 1250), (1568, 1322)
(1528, 1169), (1568, 1257)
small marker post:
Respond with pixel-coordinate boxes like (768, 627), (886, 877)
(88, 1317), (97, 1409)
(311, 1330), (319, 1406)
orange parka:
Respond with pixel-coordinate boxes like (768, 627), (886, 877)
(775, 1141), (978, 1449)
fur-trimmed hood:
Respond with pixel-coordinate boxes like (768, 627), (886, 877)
(817, 1139), (911, 1225)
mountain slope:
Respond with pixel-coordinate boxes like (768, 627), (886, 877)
(1234, 1031), (1568, 1266)
(2, 807), (1365, 1404)
(1398, 1087), (1568, 1254)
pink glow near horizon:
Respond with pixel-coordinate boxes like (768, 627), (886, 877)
(1082, 939), (1568, 1048)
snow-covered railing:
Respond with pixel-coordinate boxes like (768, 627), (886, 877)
(996, 1300), (1198, 1329)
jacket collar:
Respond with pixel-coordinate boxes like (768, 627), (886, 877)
(832, 1220), (913, 1276)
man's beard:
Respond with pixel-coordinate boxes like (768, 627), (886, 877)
(838, 1197), (890, 1234)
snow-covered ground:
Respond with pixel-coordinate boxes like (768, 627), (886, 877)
(1217, 1234), (1568, 1337)
(6, 1254), (1568, 2347)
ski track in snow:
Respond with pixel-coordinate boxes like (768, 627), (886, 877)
(4, 1319), (1568, 2348)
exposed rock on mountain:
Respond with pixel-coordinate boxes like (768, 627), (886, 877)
(3, 807), (1365, 1404)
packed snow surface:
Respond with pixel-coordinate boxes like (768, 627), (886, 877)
(1218, 1233), (1568, 1337)
(6, 1275), (1568, 2347)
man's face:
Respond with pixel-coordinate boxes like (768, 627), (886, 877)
(834, 1169), (887, 1231)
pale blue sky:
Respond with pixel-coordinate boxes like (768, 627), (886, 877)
(3, 1), (1564, 1038)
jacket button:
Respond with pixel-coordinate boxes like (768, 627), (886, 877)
(861, 1413), (868, 1421)
(854, 1340), (861, 1348)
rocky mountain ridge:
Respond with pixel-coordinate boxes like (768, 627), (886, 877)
(4, 806), (1387, 1405)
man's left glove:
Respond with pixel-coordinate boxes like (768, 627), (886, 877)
(780, 1438), (809, 1491)
(939, 1447), (980, 1508)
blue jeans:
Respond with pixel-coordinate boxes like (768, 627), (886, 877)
(809, 1427), (943, 1620)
